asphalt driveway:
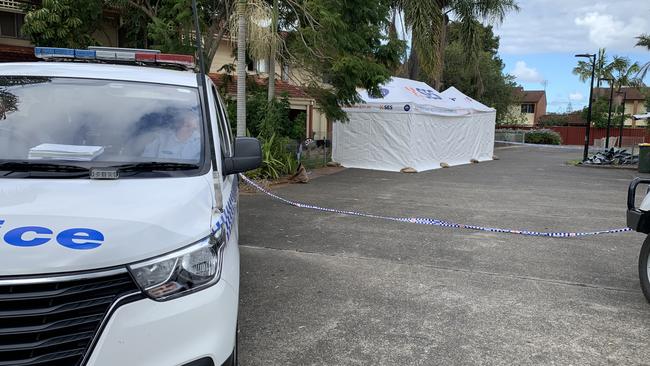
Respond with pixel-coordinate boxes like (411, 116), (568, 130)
(238, 145), (650, 365)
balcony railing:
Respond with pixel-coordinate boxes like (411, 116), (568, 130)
(0, 0), (23, 12)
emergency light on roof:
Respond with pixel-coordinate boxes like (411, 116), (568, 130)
(34, 47), (195, 69)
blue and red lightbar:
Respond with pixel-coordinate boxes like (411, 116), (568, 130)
(34, 47), (195, 68)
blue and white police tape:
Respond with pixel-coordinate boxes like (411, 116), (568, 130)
(239, 174), (632, 238)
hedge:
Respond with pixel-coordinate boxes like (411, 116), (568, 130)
(524, 129), (562, 145)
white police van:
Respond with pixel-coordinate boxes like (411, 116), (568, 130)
(627, 178), (650, 303)
(0, 47), (261, 366)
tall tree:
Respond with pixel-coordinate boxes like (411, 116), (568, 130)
(22, 0), (104, 48)
(394, 0), (518, 90)
(236, 0), (247, 136)
(267, 0), (279, 101)
(580, 96), (626, 128)
(608, 56), (642, 91)
(573, 50), (643, 91)
(636, 34), (650, 79)
(572, 48), (608, 87)
(227, 0), (281, 134)
(443, 21), (517, 121)
(638, 34), (650, 49)
(109, 0), (234, 63)
(284, 0), (405, 121)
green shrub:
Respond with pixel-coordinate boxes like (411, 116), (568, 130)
(247, 133), (297, 180)
(222, 85), (305, 180)
(225, 90), (305, 140)
(524, 129), (562, 145)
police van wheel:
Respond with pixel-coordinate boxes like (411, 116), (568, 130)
(639, 236), (650, 303)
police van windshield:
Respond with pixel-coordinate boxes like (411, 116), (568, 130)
(0, 76), (204, 172)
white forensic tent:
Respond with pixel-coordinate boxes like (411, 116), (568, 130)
(332, 77), (496, 172)
(441, 86), (495, 113)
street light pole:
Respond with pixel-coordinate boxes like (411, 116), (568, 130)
(576, 53), (597, 161)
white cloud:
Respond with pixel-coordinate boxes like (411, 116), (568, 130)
(494, 0), (650, 55)
(569, 92), (583, 101)
(575, 12), (646, 49)
(511, 61), (544, 83)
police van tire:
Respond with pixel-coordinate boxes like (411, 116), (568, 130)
(639, 236), (650, 303)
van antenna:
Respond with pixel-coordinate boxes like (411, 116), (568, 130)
(192, 0), (218, 167)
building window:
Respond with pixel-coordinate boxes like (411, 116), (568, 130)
(255, 58), (268, 74)
(281, 63), (289, 81)
(0, 11), (25, 39)
(521, 103), (535, 114)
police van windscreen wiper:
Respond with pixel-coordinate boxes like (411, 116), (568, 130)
(0, 161), (90, 173)
(110, 162), (200, 172)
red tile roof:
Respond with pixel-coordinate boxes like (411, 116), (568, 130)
(209, 73), (311, 99)
(594, 87), (647, 101)
(513, 87), (546, 103)
(0, 45), (38, 62)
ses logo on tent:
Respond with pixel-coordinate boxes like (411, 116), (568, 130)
(405, 87), (442, 100)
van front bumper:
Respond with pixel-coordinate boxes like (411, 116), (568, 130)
(627, 209), (650, 234)
(86, 279), (238, 366)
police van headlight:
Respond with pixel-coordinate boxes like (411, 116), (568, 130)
(128, 228), (226, 301)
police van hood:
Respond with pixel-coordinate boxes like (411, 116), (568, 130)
(0, 176), (214, 276)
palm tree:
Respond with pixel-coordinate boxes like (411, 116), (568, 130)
(608, 56), (642, 91)
(572, 48), (609, 87)
(230, 0), (282, 135)
(638, 34), (650, 48)
(267, 0), (279, 101)
(236, 0), (247, 137)
(394, 0), (518, 90)
(636, 34), (650, 79)
(573, 51), (643, 91)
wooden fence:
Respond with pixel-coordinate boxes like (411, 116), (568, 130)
(497, 126), (650, 146)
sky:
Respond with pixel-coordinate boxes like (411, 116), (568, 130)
(492, 0), (650, 113)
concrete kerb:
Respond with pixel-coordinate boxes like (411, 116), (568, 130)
(495, 141), (584, 150)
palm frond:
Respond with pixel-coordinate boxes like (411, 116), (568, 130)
(451, 0), (519, 24)
(636, 34), (650, 50)
(638, 63), (650, 80)
(572, 60), (592, 83)
(228, 0), (283, 61)
(635, 34), (650, 79)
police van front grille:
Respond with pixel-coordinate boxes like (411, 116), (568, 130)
(0, 271), (139, 366)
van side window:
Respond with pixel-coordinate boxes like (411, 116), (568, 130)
(216, 90), (233, 153)
(211, 85), (232, 158)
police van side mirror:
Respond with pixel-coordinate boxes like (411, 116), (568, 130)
(223, 137), (262, 175)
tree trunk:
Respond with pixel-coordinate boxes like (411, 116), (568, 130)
(236, 0), (247, 137)
(407, 46), (420, 80)
(267, 0), (278, 101)
(432, 14), (448, 90)
(474, 62), (484, 98)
